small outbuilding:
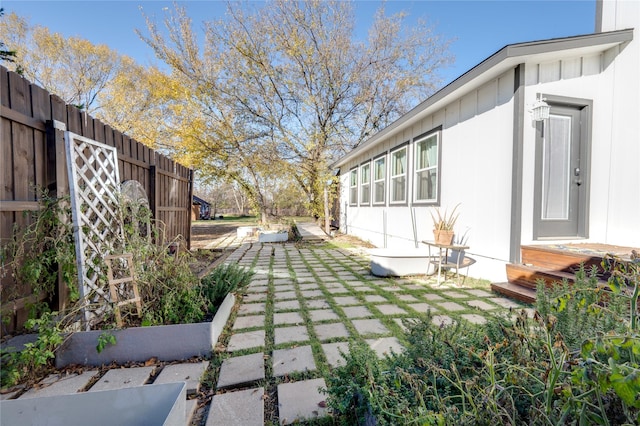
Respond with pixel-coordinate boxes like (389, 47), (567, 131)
(192, 195), (211, 220)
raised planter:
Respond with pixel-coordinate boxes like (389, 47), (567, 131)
(55, 293), (236, 368)
(369, 248), (432, 277)
(258, 230), (288, 243)
(237, 226), (258, 238)
(0, 382), (186, 426)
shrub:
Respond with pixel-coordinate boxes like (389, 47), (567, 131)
(200, 263), (255, 314)
(326, 261), (640, 424)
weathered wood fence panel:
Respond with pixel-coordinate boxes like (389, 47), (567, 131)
(0, 66), (193, 334)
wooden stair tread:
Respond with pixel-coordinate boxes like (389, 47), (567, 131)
(521, 245), (604, 272)
(506, 263), (577, 289)
(491, 282), (536, 304)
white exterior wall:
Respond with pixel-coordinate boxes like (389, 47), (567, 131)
(340, 72), (516, 281)
(598, 0), (640, 246)
(520, 0), (639, 247)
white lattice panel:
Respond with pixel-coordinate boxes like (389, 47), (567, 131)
(65, 131), (123, 325)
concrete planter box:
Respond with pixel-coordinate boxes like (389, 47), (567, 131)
(258, 230), (288, 243)
(369, 248), (432, 277)
(0, 382), (186, 426)
(55, 293), (236, 368)
(237, 226), (258, 238)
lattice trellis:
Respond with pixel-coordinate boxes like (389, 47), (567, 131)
(65, 131), (124, 326)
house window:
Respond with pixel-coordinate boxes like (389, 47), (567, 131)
(349, 168), (358, 206)
(414, 132), (439, 203)
(360, 162), (371, 205)
(373, 155), (386, 204)
(390, 145), (407, 203)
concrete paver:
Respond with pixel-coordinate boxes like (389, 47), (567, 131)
(352, 319), (389, 336)
(432, 315), (454, 326)
(154, 361), (210, 396)
(233, 314), (265, 330)
(305, 299), (331, 309)
(272, 346), (316, 377)
(333, 295), (359, 305)
(461, 314), (488, 324)
(217, 353), (265, 389)
(89, 366), (154, 392)
(206, 387), (265, 426)
(374, 304), (408, 315)
(274, 300), (301, 311)
(238, 303), (266, 315)
(308, 309), (340, 322)
(342, 306), (373, 318)
(364, 294), (388, 303)
(437, 301), (466, 311)
(408, 302), (436, 313)
(274, 325), (309, 345)
(322, 342), (350, 367)
(227, 330), (265, 351)
(367, 337), (404, 358)
(273, 312), (304, 325)
(467, 300), (498, 310)
(277, 378), (328, 425)
(314, 322), (350, 341)
(19, 371), (99, 399)
(274, 291), (297, 300)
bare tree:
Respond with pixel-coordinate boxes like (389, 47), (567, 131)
(139, 0), (452, 218)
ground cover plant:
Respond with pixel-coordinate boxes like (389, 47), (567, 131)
(325, 260), (640, 425)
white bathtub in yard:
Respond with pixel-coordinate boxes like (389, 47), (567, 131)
(369, 247), (433, 277)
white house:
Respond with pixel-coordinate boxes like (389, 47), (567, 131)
(331, 0), (639, 282)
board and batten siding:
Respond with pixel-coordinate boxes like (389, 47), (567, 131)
(341, 71), (516, 281)
(519, 41), (639, 248)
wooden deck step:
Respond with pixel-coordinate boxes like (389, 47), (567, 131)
(491, 282), (536, 304)
(521, 245), (604, 273)
(506, 263), (578, 290)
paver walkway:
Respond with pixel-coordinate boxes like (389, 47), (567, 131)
(2, 238), (528, 425)
(206, 241), (528, 425)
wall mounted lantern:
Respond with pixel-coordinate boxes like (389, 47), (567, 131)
(530, 94), (550, 122)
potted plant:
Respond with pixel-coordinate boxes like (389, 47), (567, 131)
(430, 204), (460, 245)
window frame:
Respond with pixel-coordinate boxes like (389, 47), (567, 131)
(412, 128), (442, 205)
(348, 167), (358, 206)
(359, 161), (371, 206)
(372, 153), (386, 205)
(389, 142), (409, 206)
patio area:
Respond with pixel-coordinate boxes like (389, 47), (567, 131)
(207, 239), (529, 425)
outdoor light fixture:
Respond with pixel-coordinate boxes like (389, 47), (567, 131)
(530, 94), (550, 122)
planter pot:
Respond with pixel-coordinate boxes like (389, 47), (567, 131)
(0, 382), (186, 426)
(258, 231), (288, 243)
(55, 293), (236, 368)
(433, 229), (454, 245)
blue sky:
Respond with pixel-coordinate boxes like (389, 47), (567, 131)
(3, 0), (596, 88)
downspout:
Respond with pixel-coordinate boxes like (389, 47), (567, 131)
(509, 64), (526, 264)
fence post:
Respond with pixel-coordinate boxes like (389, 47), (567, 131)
(186, 169), (194, 250)
(149, 164), (157, 220)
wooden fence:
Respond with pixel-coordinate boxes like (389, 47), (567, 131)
(0, 66), (193, 333)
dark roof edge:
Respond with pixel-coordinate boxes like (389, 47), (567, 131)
(331, 28), (634, 168)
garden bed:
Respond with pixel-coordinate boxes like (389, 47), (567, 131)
(54, 293), (236, 368)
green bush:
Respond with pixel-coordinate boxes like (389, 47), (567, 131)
(326, 261), (640, 425)
(200, 263), (255, 314)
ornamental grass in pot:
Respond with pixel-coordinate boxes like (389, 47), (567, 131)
(430, 204), (460, 245)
